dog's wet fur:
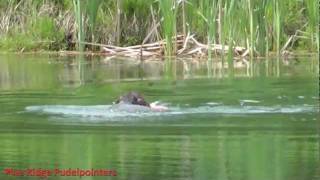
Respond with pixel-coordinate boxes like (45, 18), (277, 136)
(115, 92), (150, 107)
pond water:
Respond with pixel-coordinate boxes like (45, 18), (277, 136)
(0, 54), (319, 180)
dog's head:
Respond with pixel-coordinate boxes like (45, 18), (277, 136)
(115, 92), (150, 107)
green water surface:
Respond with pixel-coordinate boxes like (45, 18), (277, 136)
(0, 55), (319, 180)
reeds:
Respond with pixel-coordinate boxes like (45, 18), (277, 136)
(205, 0), (217, 61)
(305, 0), (319, 51)
(247, 0), (254, 59)
(0, 0), (317, 56)
(273, 0), (281, 55)
(159, 0), (177, 56)
(86, 0), (102, 44)
(73, 0), (84, 51)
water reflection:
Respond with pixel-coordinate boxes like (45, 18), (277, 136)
(0, 130), (319, 180)
(0, 55), (318, 89)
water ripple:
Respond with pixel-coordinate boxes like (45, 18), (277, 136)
(25, 103), (318, 120)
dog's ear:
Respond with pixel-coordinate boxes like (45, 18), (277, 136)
(114, 99), (119, 104)
(114, 96), (123, 104)
(137, 98), (149, 106)
(132, 96), (138, 104)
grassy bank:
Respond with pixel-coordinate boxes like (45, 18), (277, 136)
(0, 0), (318, 55)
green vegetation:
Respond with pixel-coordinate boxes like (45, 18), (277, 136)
(159, 0), (177, 56)
(72, 0), (84, 51)
(0, 0), (318, 55)
(305, 0), (319, 51)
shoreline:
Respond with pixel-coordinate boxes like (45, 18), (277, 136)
(0, 50), (317, 60)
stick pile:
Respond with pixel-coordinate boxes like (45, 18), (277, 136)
(99, 34), (248, 58)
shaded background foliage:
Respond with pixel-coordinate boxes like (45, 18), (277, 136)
(0, 0), (318, 53)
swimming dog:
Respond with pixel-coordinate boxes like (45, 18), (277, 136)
(115, 92), (167, 111)
(115, 92), (150, 107)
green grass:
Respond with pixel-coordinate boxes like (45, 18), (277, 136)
(0, 0), (317, 55)
(73, 0), (84, 51)
(159, 0), (177, 56)
(305, 0), (319, 51)
(273, 0), (281, 55)
(86, 0), (102, 44)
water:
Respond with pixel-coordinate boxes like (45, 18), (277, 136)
(0, 54), (319, 180)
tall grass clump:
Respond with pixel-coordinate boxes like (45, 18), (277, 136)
(184, 0), (206, 41)
(262, 0), (272, 56)
(159, 0), (177, 56)
(0, 1), (65, 51)
(208, 1), (217, 66)
(86, 0), (102, 45)
(72, 0), (102, 51)
(305, 0), (319, 51)
(73, 0), (85, 51)
(201, 0), (217, 61)
(0, 0), (318, 55)
(272, 0), (282, 55)
(256, 0), (268, 56)
(224, 0), (236, 69)
(247, 0), (254, 59)
(121, 0), (155, 46)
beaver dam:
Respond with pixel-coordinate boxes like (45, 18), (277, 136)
(78, 34), (249, 59)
